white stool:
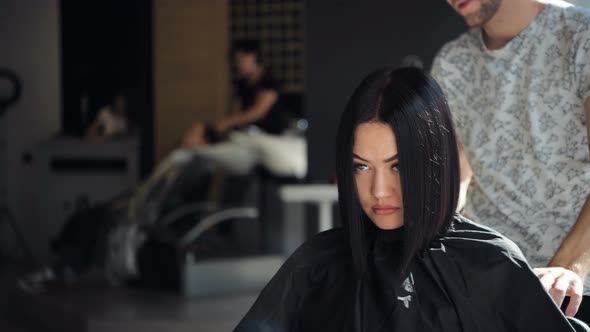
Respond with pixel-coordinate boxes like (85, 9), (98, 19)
(278, 184), (338, 255)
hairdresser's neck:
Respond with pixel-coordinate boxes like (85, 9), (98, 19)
(482, 0), (545, 50)
(246, 65), (264, 84)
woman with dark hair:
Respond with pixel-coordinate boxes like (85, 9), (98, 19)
(234, 68), (589, 331)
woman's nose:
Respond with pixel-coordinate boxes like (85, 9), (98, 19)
(371, 170), (394, 199)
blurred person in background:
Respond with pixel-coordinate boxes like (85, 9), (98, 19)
(127, 39), (306, 223)
(85, 90), (129, 139)
(18, 39), (306, 292)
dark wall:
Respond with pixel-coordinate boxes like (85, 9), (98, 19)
(304, 0), (466, 182)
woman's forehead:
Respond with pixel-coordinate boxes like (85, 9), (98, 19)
(353, 122), (398, 158)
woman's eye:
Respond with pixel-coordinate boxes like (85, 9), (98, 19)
(391, 163), (400, 172)
(353, 163), (368, 171)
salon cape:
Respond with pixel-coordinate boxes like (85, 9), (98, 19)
(235, 216), (589, 331)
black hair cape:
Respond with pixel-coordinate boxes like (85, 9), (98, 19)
(234, 215), (589, 332)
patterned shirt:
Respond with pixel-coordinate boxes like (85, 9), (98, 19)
(432, 1), (590, 293)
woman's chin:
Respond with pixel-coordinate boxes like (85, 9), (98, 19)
(371, 217), (404, 230)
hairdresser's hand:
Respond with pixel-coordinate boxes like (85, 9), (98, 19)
(212, 119), (231, 134)
(534, 266), (584, 316)
(182, 122), (206, 148)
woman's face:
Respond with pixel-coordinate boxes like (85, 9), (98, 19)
(353, 122), (403, 230)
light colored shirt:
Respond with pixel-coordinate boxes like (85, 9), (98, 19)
(95, 106), (127, 137)
(432, 1), (590, 293)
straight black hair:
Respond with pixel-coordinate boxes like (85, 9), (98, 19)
(335, 67), (460, 276)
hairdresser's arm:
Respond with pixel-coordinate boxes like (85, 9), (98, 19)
(181, 99), (242, 147)
(537, 97), (590, 317)
(457, 142), (473, 213)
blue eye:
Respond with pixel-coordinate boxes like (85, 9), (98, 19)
(353, 163), (368, 171)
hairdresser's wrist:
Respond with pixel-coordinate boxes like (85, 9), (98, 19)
(548, 255), (589, 280)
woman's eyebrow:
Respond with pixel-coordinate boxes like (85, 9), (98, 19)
(352, 153), (368, 162)
(353, 153), (398, 163)
(383, 154), (399, 163)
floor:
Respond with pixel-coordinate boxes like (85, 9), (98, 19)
(0, 265), (36, 331)
(0, 264), (258, 332)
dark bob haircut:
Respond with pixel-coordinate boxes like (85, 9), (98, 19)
(335, 67), (460, 276)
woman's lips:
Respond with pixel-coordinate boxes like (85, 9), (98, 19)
(457, 0), (473, 10)
(372, 205), (401, 215)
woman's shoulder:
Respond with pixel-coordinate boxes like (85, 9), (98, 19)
(274, 228), (353, 283)
(285, 228), (351, 270)
(439, 214), (527, 263)
(257, 71), (281, 91)
(252, 228), (352, 303)
(235, 229), (353, 331)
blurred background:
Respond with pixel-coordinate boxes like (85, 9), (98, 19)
(0, 0), (588, 331)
